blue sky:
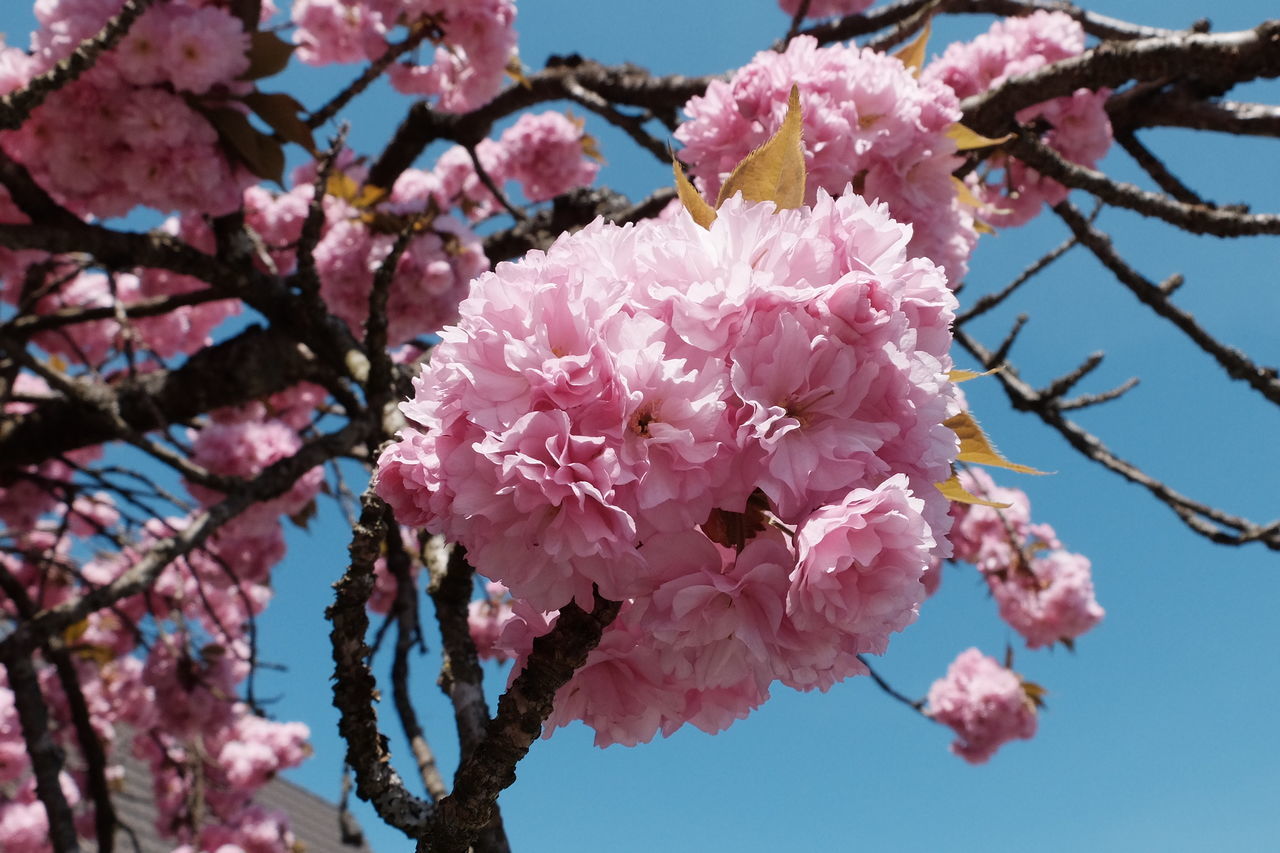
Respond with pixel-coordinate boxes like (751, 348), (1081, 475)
(5, 1), (1280, 851)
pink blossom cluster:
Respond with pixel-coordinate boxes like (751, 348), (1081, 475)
(0, 375), (102, 531)
(676, 35), (978, 279)
(291, 0), (517, 112)
(379, 189), (960, 744)
(0, 1), (260, 217)
(0, 510), (314, 848)
(777, 0), (875, 18)
(925, 647), (1038, 763)
(950, 467), (1104, 648)
(923, 11), (1113, 226)
(431, 111), (602, 220)
(243, 161), (488, 346)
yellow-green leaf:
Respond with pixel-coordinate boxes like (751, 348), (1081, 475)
(893, 20), (932, 74)
(948, 367), (1001, 383)
(506, 54), (532, 89)
(934, 473), (1011, 508)
(581, 132), (604, 163)
(714, 84), (806, 211)
(946, 123), (1015, 151)
(242, 91), (316, 153)
(240, 31), (295, 81)
(672, 155), (717, 229)
(945, 411), (1048, 475)
(1020, 678), (1049, 709)
(326, 173), (388, 209)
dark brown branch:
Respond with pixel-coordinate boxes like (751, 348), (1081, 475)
(560, 77), (669, 165)
(1113, 93), (1280, 138)
(963, 22), (1280, 137)
(0, 0), (157, 131)
(482, 186), (675, 265)
(386, 525), (448, 803)
(857, 654), (926, 713)
(424, 590), (622, 853)
(368, 62), (712, 190)
(800, 0), (1178, 48)
(956, 233), (1077, 325)
(1054, 200), (1280, 405)
(0, 420), (367, 660)
(1, 651), (82, 852)
(1058, 376), (1140, 410)
(4, 288), (234, 337)
(423, 540), (511, 853)
(1039, 351), (1105, 402)
(785, 0), (813, 45)
(1114, 129), (1208, 205)
(307, 26), (437, 130)
(1011, 130), (1280, 236)
(331, 482), (434, 839)
(955, 327), (1280, 549)
(0, 325), (323, 470)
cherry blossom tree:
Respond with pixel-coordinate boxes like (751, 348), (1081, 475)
(0, 1), (1277, 851)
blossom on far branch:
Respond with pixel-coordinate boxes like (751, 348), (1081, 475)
(925, 647), (1040, 764)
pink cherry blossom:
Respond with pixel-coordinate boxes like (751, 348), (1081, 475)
(926, 647), (1038, 763)
(676, 35), (977, 278)
(923, 11), (1113, 226)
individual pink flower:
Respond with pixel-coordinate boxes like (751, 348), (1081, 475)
(990, 550), (1105, 648)
(161, 6), (251, 94)
(496, 111), (601, 202)
(926, 647), (1039, 763)
(923, 11), (1113, 226)
(676, 36), (977, 278)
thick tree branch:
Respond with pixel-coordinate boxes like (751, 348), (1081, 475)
(423, 590), (622, 853)
(963, 22), (1280, 136)
(1010, 128), (1280, 235)
(0, 326), (323, 470)
(955, 327), (1280, 549)
(330, 483), (435, 839)
(368, 62), (712, 189)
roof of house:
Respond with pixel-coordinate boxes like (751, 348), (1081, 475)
(84, 732), (373, 853)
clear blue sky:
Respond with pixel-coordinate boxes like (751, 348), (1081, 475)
(5, 2), (1280, 851)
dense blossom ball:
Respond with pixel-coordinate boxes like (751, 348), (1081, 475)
(676, 35), (977, 278)
(926, 647), (1038, 763)
(949, 468), (1103, 647)
(379, 189), (960, 743)
(292, 0), (517, 112)
(992, 550), (1105, 648)
(923, 11), (1113, 226)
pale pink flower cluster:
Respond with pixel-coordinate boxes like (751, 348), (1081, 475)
(0, 375), (102, 530)
(291, 0), (517, 112)
(244, 163), (488, 345)
(676, 36), (977, 279)
(778, 0), (875, 18)
(188, 415), (326, 534)
(926, 647), (1038, 763)
(950, 468), (1103, 648)
(379, 190), (960, 744)
(923, 11), (1113, 226)
(1, 1), (258, 217)
(431, 111), (602, 220)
